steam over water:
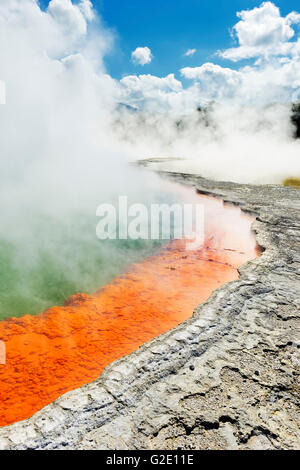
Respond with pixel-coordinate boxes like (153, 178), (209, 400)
(0, 175), (197, 320)
(0, 0), (298, 428)
(0, 1), (299, 319)
(114, 103), (300, 184)
(0, 183), (260, 427)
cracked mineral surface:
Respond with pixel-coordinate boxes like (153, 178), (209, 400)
(0, 171), (299, 450)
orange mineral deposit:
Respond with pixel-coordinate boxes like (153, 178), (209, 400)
(0, 189), (260, 427)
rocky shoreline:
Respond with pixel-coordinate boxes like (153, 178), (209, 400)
(0, 171), (299, 450)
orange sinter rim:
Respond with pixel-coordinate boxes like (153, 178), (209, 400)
(0, 185), (260, 427)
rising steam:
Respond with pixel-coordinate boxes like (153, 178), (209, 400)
(114, 102), (300, 184)
(0, 1), (299, 317)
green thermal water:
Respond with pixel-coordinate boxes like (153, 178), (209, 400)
(0, 235), (164, 320)
(0, 177), (191, 321)
(0, 180), (188, 321)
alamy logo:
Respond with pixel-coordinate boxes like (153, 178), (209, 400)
(0, 80), (6, 104)
(96, 196), (205, 250)
(0, 341), (6, 365)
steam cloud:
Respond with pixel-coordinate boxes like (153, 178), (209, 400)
(0, 0), (299, 199)
(0, 1), (299, 316)
(0, 0), (170, 317)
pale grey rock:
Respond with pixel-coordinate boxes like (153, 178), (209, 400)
(0, 170), (299, 450)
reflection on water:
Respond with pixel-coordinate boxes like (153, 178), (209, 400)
(0, 182), (260, 427)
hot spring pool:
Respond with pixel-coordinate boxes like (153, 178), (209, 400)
(0, 180), (260, 426)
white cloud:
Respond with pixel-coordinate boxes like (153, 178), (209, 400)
(120, 73), (188, 110)
(184, 48), (196, 57)
(219, 1), (300, 61)
(181, 63), (242, 102)
(235, 2), (296, 46)
(0, 0), (298, 198)
(181, 63), (240, 82)
(48, 0), (88, 38)
(0, 0), (113, 62)
(121, 52), (300, 110)
(3, 1), (299, 114)
(0, 0), (121, 209)
(78, 0), (95, 21)
(165, 2), (300, 107)
(131, 46), (153, 65)
(119, 2), (300, 110)
(180, 59), (300, 105)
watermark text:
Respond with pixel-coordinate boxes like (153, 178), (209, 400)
(96, 197), (204, 250)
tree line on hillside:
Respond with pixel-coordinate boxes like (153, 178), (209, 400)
(291, 102), (300, 138)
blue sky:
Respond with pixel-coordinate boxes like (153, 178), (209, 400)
(38, 0), (300, 80)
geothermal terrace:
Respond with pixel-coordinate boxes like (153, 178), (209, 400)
(0, 170), (299, 450)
